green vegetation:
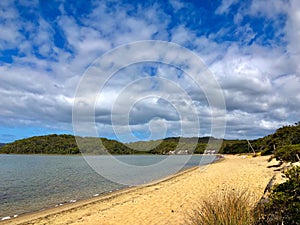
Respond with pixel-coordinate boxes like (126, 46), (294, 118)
(0, 134), (139, 155)
(1, 122), (300, 157)
(273, 144), (300, 162)
(128, 137), (216, 154)
(255, 166), (300, 225)
(0, 135), (219, 155)
(219, 123), (300, 162)
(220, 140), (250, 154)
(0, 134), (78, 154)
(186, 189), (255, 225)
(256, 123), (300, 156)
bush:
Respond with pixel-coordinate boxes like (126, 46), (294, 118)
(255, 166), (300, 225)
(274, 144), (300, 162)
(186, 189), (255, 225)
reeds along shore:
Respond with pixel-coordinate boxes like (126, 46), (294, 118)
(1, 155), (280, 225)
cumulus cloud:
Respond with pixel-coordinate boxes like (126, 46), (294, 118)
(209, 0), (299, 138)
(0, 0), (299, 142)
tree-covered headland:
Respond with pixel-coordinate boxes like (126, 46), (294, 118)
(0, 122), (299, 160)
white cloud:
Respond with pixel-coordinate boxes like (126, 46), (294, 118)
(0, 0), (299, 142)
(259, 120), (284, 130)
(215, 0), (239, 15)
(169, 0), (185, 12)
(33, 18), (55, 57)
(249, 0), (288, 19)
(171, 25), (196, 45)
(0, 2), (23, 50)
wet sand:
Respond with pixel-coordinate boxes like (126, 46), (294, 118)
(1, 155), (280, 225)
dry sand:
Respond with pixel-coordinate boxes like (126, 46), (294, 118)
(1, 155), (281, 225)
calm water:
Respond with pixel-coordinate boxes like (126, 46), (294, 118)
(0, 154), (216, 218)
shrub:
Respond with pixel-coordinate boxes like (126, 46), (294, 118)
(255, 166), (300, 225)
(186, 189), (255, 225)
(274, 144), (300, 162)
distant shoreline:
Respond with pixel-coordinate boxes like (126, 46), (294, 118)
(0, 152), (221, 156)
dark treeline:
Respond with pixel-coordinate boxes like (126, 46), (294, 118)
(127, 137), (218, 154)
(0, 123), (299, 161)
(0, 135), (215, 155)
(0, 134), (141, 155)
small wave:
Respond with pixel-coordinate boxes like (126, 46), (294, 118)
(55, 203), (64, 207)
(69, 199), (76, 203)
(93, 194), (99, 197)
(1, 216), (11, 221)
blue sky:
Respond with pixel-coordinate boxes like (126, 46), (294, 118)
(0, 0), (299, 143)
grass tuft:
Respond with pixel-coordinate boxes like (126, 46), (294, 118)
(186, 189), (255, 225)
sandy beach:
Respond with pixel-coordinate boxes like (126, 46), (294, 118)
(1, 155), (281, 225)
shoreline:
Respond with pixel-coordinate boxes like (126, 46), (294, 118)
(1, 155), (278, 225)
(0, 155), (223, 224)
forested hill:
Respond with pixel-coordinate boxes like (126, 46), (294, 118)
(0, 135), (220, 155)
(0, 123), (299, 159)
(0, 143), (6, 147)
(0, 134), (140, 155)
